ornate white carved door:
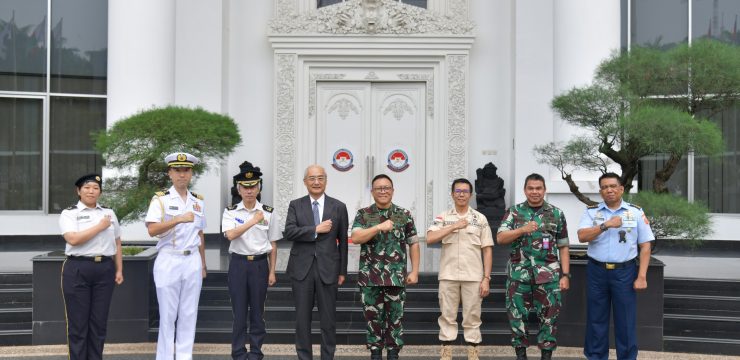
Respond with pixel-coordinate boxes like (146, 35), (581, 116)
(317, 81), (427, 231)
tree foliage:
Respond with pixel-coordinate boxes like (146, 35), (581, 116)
(95, 106), (242, 223)
(626, 192), (711, 247)
(535, 39), (739, 240)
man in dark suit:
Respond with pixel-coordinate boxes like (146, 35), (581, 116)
(284, 164), (349, 360)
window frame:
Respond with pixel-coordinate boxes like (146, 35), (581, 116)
(0, 0), (107, 214)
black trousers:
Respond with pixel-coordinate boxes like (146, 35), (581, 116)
(61, 257), (116, 360)
(292, 258), (338, 360)
(228, 254), (269, 360)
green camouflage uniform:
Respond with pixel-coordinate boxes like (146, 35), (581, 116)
(352, 203), (418, 351)
(497, 201), (569, 350)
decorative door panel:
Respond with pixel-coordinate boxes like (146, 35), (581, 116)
(317, 82), (372, 219)
(372, 82), (426, 229)
(317, 81), (427, 230)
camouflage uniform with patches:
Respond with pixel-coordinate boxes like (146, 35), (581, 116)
(353, 203), (418, 351)
(497, 201), (569, 351)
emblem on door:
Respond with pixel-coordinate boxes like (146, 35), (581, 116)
(387, 149), (409, 172)
(332, 148), (354, 172)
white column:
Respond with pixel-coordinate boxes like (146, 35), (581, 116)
(107, 0), (176, 124)
(468, 0), (513, 203)
(173, 0), (227, 234)
(553, 0), (621, 142)
(513, 0), (554, 205)
(550, 0), (622, 234)
(107, 0), (175, 240)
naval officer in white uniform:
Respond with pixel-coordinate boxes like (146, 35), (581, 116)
(145, 152), (207, 360)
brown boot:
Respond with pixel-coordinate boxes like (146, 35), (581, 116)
(440, 343), (453, 360)
(467, 344), (480, 360)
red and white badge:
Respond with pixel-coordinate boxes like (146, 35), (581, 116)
(332, 148), (354, 172)
(387, 149), (409, 172)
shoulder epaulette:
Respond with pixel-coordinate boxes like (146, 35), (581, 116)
(262, 204), (274, 213)
(631, 203), (642, 210)
(226, 204), (237, 210)
(587, 204), (599, 209)
(100, 204), (110, 209)
(65, 204), (76, 210)
(155, 191), (168, 197)
(191, 191), (204, 200)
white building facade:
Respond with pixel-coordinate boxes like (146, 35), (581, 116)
(1, 0), (738, 243)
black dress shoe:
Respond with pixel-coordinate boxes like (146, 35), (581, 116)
(541, 349), (552, 360)
(371, 349), (383, 360)
(387, 348), (399, 360)
(515, 347), (528, 360)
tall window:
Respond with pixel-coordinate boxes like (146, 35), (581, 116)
(633, 0), (740, 213)
(0, 0), (107, 212)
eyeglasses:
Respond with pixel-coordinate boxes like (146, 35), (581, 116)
(599, 184), (620, 191)
(453, 189), (471, 195)
(305, 176), (327, 183)
(372, 186), (393, 193)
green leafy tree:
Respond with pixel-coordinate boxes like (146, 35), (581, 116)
(95, 106), (241, 223)
(535, 39), (739, 240)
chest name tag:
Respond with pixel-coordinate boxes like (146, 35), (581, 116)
(169, 206), (179, 210)
(622, 220), (638, 228)
(622, 212), (637, 228)
(77, 215), (90, 220)
(235, 218), (244, 224)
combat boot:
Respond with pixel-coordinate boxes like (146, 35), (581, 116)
(371, 348), (383, 360)
(466, 344), (480, 360)
(440, 343), (453, 360)
(515, 347), (528, 360)
(387, 348), (399, 360)
(540, 349), (552, 360)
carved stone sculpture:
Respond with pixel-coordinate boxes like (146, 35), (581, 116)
(475, 162), (506, 234)
(269, 0), (474, 35)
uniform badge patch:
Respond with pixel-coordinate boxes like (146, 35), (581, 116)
(193, 203), (201, 212)
(235, 218), (244, 224)
(387, 149), (409, 172)
(331, 148), (354, 172)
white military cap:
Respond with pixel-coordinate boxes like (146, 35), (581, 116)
(164, 152), (199, 168)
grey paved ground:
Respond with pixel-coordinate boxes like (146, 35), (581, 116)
(1, 344), (739, 360)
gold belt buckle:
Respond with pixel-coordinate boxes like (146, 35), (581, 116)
(183, 250), (191, 255)
(94, 256), (102, 263)
(605, 263), (616, 270)
(247, 255), (255, 261)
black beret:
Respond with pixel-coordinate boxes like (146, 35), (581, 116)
(74, 174), (102, 188)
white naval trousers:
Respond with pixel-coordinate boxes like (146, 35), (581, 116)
(153, 250), (203, 360)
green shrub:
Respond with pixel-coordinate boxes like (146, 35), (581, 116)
(95, 106), (241, 224)
(626, 191), (711, 247)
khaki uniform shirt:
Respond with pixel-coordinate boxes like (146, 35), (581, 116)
(428, 207), (494, 281)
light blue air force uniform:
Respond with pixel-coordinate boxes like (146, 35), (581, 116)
(577, 201), (655, 263)
(578, 200), (655, 360)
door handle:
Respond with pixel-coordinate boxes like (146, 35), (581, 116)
(370, 155), (375, 182)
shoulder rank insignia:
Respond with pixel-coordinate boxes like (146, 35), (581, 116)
(262, 205), (274, 213)
(226, 204), (237, 210)
(191, 191), (204, 200)
(65, 204), (76, 210)
(631, 203), (642, 210)
(587, 204), (599, 209)
(155, 190), (169, 197)
(100, 204), (110, 209)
